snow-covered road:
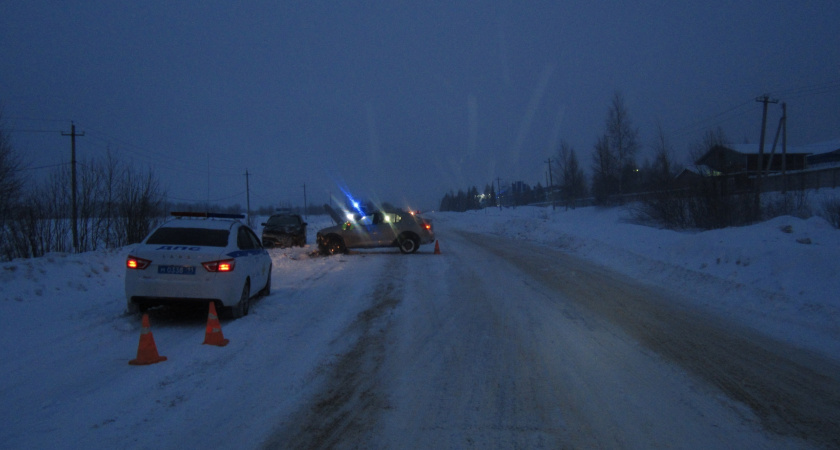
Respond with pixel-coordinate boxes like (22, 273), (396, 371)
(2, 207), (839, 449)
(266, 230), (838, 449)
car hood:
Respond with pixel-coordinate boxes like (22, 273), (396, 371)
(323, 204), (345, 225)
(263, 224), (301, 233)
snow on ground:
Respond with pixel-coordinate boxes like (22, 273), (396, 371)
(0, 190), (838, 447)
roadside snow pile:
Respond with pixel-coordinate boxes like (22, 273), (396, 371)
(0, 250), (130, 356)
(431, 196), (840, 359)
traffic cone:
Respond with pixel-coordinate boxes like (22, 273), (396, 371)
(129, 313), (167, 365)
(434, 240), (441, 254)
(203, 302), (229, 347)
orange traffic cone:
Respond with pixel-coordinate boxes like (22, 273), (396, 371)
(203, 302), (229, 347)
(434, 240), (441, 254)
(129, 313), (167, 365)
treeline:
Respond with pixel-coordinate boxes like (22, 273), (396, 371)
(439, 182), (562, 212)
(439, 185), (494, 212)
(437, 92), (840, 230)
(1, 108), (344, 262)
(1, 156), (165, 260)
(0, 110), (167, 260)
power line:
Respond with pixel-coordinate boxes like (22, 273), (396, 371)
(670, 99), (757, 137)
(13, 162), (69, 172)
(7, 128), (61, 134)
(767, 79), (840, 99)
(5, 116), (69, 123)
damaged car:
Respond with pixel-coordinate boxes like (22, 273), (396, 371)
(316, 205), (434, 255)
(261, 213), (307, 248)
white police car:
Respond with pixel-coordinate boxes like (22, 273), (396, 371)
(125, 212), (272, 318)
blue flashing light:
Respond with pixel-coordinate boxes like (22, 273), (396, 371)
(339, 187), (365, 216)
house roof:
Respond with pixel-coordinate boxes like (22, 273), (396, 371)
(728, 138), (840, 155)
(794, 139), (840, 155)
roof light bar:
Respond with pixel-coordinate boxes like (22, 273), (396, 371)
(170, 212), (246, 219)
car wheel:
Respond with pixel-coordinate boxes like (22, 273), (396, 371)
(321, 236), (345, 255)
(262, 239), (275, 249)
(398, 234), (419, 254)
(231, 280), (250, 319)
(259, 270), (271, 297)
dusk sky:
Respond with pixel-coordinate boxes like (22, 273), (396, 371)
(2, 1), (839, 211)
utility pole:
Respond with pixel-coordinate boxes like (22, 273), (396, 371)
(755, 94), (779, 216)
(62, 122), (84, 253)
(245, 169), (251, 226)
(496, 177), (502, 210)
(302, 183), (308, 218)
(781, 102), (788, 194)
(545, 158), (555, 210)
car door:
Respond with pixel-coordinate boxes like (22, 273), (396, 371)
(244, 227), (269, 288)
(236, 226), (260, 295)
(366, 212), (387, 245)
(374, 212), (399, 245)
(343, 214), (377, 248)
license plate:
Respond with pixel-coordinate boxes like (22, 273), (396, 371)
(158, 265), (196, 275)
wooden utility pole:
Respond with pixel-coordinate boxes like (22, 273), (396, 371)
(62, 122), (84, 253)
(245, 169), (251, 226)
(782, 103), (788, 194)
(545, 158), (555, 210)
(755, 95), (778, 216)
(496, 177), (502, 210)
(302, 183), (308, 218)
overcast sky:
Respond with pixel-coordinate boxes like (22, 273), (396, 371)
(2, 1), (839, 210)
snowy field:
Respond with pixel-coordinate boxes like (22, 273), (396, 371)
(0, 191), (838, 448)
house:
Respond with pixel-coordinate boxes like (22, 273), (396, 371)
(695, 144), (809, 175)
(685, 139), (840, 192)
(674, 166), (706, 188)
(799, 139), (840, 167)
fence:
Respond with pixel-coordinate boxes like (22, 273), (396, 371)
(762, 165), (840, 192)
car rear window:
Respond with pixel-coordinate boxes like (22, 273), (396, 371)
(146, 227), (230, 247)
(267, 215), (300, 226)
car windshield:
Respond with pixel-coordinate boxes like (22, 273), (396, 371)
(267, 215), (300, 226)
(146, 227), (229, 247)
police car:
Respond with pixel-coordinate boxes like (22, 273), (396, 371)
(125, 212), (272, 318)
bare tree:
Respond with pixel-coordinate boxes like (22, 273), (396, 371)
(76, 151), (124, 251)
(0, 109), (27, 260)
(9, 167), (73, 259)
(605, 92), (640, 196)
(554, 140), (587, 209)
(650, 122), (678, 190)
(632, 123), (687, 227)
(591, 133), (616, 203)
(117, 166), (165, 245)
(0, 109), (23, 223)
(688, 126), (729, 168)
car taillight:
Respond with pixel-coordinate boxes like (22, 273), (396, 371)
(126, 255), (151, 270)
(202, 259), (236, 272)
(423, 223), (432, 231)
